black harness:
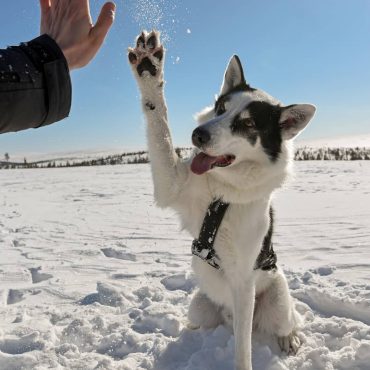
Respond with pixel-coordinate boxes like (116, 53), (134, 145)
(191, 199), (277, 271)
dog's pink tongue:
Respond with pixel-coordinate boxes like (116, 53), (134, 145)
(191, 152), (218, 175)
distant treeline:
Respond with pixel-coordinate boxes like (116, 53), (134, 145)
(294, 147), (370, 161)
(1, 147), (370, 169)
(0, 150), (149, 170)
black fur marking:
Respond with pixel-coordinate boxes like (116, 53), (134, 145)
(153, 50), (163, 61)
(145, 101), (156, 110)
(215, 86), (255, 116)
(247, 101), (283, 162)
(215, 86), (282, 161)
(214, 96), (229, 116)
(137, 57), (157, 76)
(230, 115), (258, 146)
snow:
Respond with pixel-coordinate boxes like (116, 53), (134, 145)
(128, 0), (180, 45)
(0, 162), (369, 369)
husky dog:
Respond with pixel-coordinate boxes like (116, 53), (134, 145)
(128, 31), (315, 370)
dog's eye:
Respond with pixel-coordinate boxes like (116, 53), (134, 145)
(243, 118), (255, 127)
(240, 118), (255, 128)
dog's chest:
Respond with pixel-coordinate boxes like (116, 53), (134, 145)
(176, 192), (270, 264)
(177, 196), (213, 239)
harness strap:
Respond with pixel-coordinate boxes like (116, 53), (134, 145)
(191, 199), (277, 271)
(191, 199), (229, 270)
(255, 242), (277, 271)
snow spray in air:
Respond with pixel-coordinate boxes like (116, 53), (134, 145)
(127, 0), (191, 64)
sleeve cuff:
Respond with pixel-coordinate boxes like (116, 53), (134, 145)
(27, 34), (72, 126)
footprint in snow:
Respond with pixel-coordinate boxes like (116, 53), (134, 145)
(6, 288), (41, 305)
(0, 332), (44, 354)
(101, 247), (137, 262)
(29, 267), (53, 284)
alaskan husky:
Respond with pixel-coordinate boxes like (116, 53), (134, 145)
(128, 31), (315, 370)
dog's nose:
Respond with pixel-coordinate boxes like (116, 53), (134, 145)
(192, 127), (211, 147)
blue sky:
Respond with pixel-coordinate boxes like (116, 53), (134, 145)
(1, 0), (370, 154)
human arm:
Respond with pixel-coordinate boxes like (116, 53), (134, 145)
(0, 0), (115, 134)
(0, 35), (71, 134)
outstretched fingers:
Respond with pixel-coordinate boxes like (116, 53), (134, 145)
(39, 0), (51, 34)
(91, 2), (116, 43)
(39, 0), (51, 14)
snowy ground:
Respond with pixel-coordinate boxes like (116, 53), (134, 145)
(0, 162), (369, 370)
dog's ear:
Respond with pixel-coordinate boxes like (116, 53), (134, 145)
(220, 55), (247, 96)
(279, 104), (316, 140)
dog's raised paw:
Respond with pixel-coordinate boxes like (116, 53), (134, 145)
(278, 332), (301, 355)
(128, 30), (164, 78)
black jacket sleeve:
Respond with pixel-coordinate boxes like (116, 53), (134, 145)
(0, 34), (72, 134)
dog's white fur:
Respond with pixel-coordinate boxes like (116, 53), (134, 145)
(128, 31), (315, 370)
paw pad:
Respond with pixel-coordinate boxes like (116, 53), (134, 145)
(128, 30), (164, 78)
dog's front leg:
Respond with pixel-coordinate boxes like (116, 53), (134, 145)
(128, 31), (187, 207)
(233, 282), (255, 370)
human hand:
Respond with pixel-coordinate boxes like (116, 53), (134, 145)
(40, 0), (116, 70)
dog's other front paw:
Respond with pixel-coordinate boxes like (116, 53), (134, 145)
(128, 30), (164, 79)
(278, 331), (301, 355)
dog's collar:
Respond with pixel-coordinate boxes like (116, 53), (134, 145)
(191, 199), (277, 271)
